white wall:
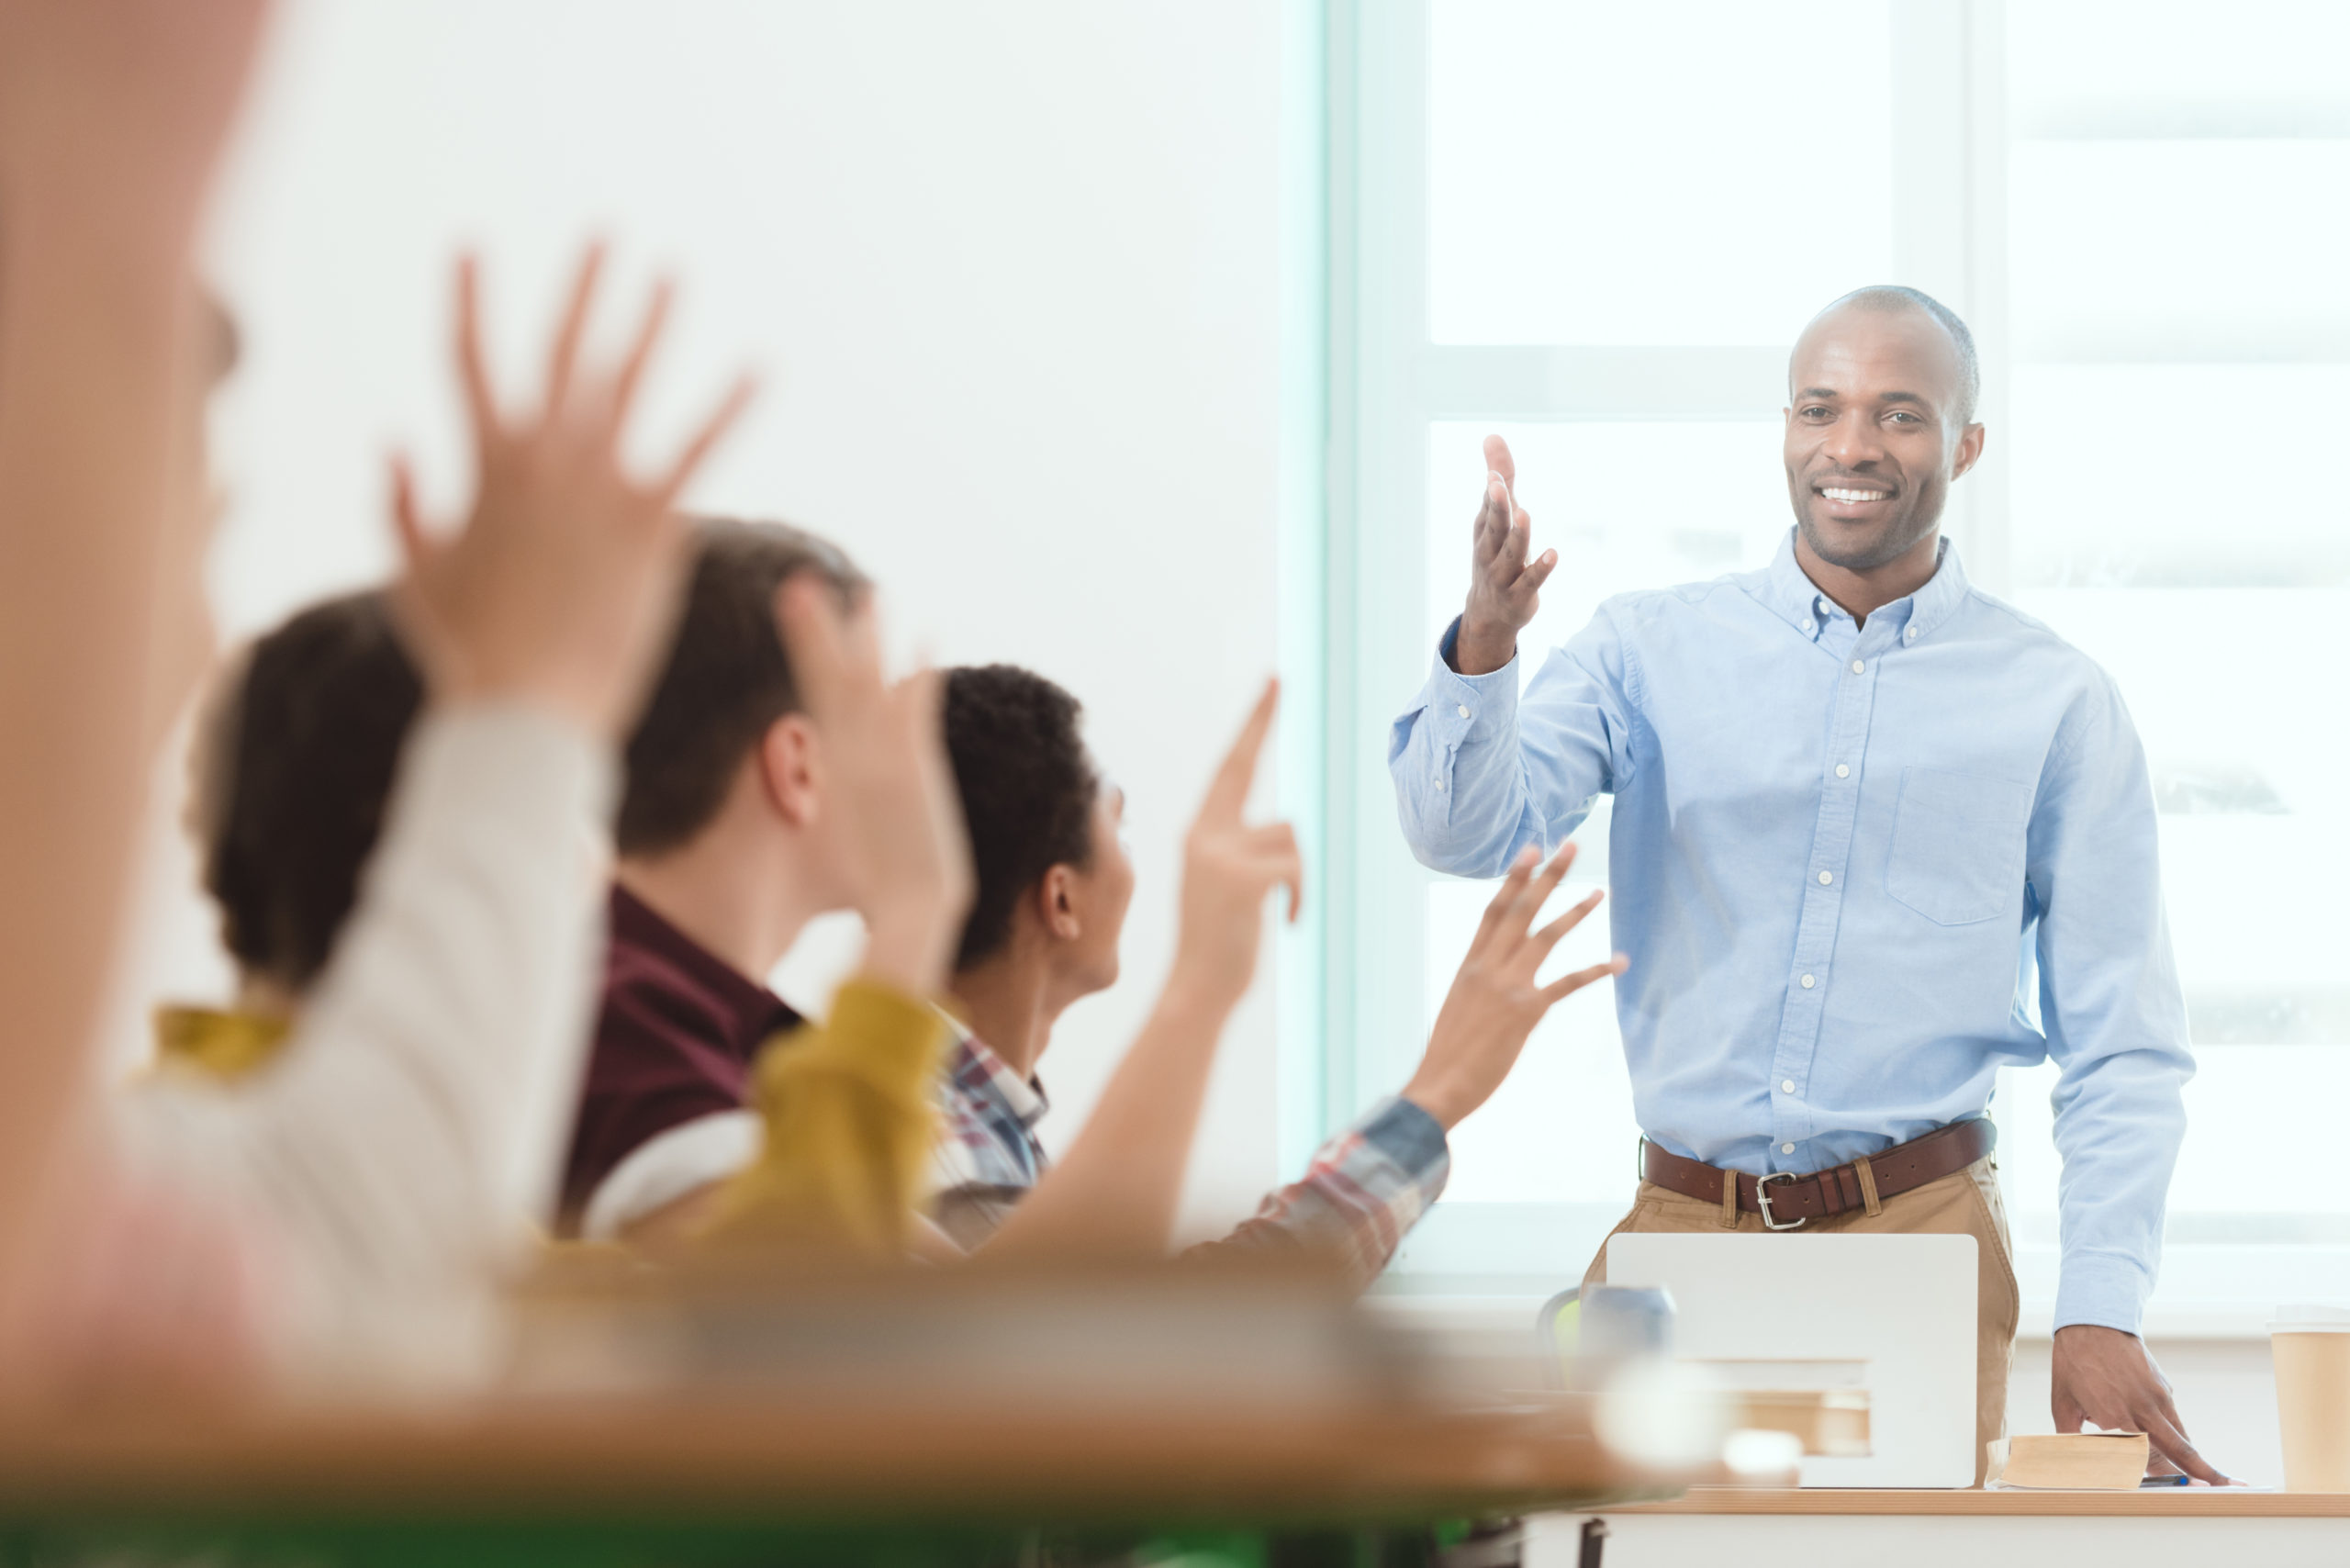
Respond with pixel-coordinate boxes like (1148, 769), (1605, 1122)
(142, 0), (1290, 1235)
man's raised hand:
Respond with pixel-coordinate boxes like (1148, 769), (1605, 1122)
(1168, 680), (1304, 1014)
(390, 246), (754, 742)
(1402, 843), (1624, 1130)
(773, 577), (974, 1000)
(1456, 433), (1556, 678)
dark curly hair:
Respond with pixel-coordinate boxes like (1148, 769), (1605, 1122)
(198, 590), (423, 991)
(943, 665), (1101, 970)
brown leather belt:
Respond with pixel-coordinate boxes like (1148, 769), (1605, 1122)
(1639, 1119), (1996, 1230)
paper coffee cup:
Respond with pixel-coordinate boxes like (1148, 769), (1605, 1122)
(2271, 1305), (2350, 1492)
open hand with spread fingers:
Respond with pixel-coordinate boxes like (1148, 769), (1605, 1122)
(390, 245), (755, 742)
(772, 576), (975, 1000)
(1403, 842), (1625, 1130)
(1169, 680), (1304, 1014)
(1455, 433), (1558, 678)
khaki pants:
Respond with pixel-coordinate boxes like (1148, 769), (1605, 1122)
(1581, 1156), (2020, 1486)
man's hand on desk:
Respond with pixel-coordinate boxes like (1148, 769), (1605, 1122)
(2052, 1324), (2230, 1484)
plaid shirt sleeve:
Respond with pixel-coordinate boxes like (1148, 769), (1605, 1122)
(1184, 1095), (1449, 1292)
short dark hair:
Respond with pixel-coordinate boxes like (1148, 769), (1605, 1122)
(198, 590), (423, 991)
(942, 665), (1100, 971)
(615, 517), (867, 857)
(1809, 285), (1981, 426)
(197, 517), (866, 991)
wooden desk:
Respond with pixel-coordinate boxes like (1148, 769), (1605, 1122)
(1554, 1486), (2350, 1568)
(0, 1390), (1704, 1566)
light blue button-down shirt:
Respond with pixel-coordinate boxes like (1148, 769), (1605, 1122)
(1390, 532), (2191, 1333)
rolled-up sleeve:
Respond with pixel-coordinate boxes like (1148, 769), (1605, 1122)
(2028, 675), (2194, 1334)
(1389, 610), (1628, 877)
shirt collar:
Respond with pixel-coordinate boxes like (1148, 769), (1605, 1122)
(606, 884), (800, 1061)
(1759, 527), (1972, 646)
(937, 1011), (1050, 1130)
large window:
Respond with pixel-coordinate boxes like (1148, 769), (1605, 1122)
(1339, 0), (2350, 1329)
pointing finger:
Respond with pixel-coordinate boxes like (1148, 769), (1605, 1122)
(1201, 678), (1280, 824)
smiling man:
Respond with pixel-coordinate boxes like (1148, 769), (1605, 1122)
(1389, 286), (2213, 1484)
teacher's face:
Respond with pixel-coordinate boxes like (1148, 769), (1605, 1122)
(1783, 305), (1982, 574)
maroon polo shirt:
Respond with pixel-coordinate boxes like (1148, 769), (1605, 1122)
(556, 885), (800, 1233)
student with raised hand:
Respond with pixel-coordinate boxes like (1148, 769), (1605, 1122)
(691, 578), (975, 1253)
(7, 235), (754, 1394)
(927, 666), (1623, 1280)
(146, 518), (970, 1260)
(106, 247), (752, 1386)
(546, 520), (903, 1245)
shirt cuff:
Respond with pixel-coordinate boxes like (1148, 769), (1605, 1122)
(2053, 1251), (2154, 1336)
(1353, 1095), (1450, 1193)
(1426, 616), (1522, 747)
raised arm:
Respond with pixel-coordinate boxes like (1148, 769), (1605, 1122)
(2028, 676), (2214, 1481)
(1195, 842), (1626, 1287)
(0, 0), (269, 1325)
(981, 681), (1301, 1260)
(1388, 435), (1628, 875)
(116, 247), (755, 1382)
(697, 578), (975, 1255)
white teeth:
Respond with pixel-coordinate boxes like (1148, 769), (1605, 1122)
(1822, 487), (1889, 503)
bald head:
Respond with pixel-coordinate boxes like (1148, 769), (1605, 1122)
(1781, 285), (1986, 583)
(1795, 286), (1977, 428)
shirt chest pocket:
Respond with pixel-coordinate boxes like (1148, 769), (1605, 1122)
(1886, 767), (2037, 926)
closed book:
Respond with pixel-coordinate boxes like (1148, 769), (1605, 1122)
(1997, 1432), (2150, 1490)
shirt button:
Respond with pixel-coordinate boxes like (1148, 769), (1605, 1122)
(1800, 973), (1816, 989)
(1433, 778), (1447, 792)
(1850, 658), (1865, 675)
(1781, 1080), (1796, 1093)
(1781, 1142), (1796, 1155)
(1456, 703), (1471, 718)
(1817, 869), (1833, 885)
(1905, 626), (1919, 642)
(1817, 598), (1830, 616)
(1835, 764), (1851, 778)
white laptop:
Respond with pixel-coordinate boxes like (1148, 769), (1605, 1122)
(1605, 1231), (1978, 1487)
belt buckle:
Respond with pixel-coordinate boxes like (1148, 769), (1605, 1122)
(1756, 1170), (1807, 1231)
